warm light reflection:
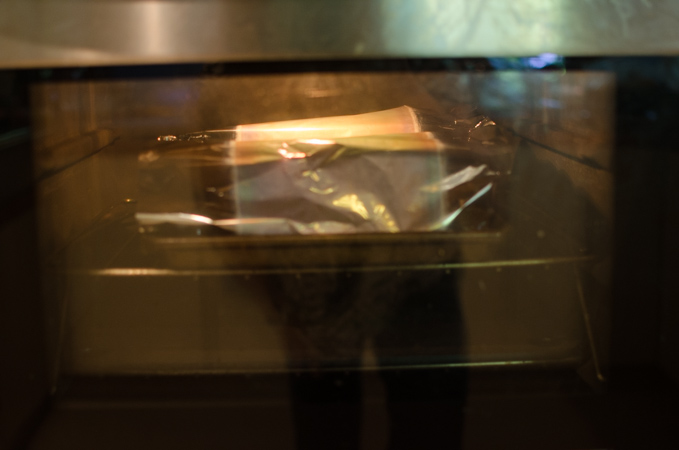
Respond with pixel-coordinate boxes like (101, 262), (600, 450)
(135, 212), (213, 225)
(309, 187), (336, 195)
(332, 194), (370, 220)
(298, 139), (337, 145)
(302, 170), (321, 182)
(236, 107), (420, 141)
(372, 204), (398, 231)
(277, 148), (307, 159)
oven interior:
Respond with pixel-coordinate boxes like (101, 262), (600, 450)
(3, 59), (679, 449)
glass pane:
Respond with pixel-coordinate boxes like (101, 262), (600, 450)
(29, 67), (616, 449)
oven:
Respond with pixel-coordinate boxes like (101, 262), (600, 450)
(2, 1), (678, 449)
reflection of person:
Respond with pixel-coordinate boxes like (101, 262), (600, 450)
(268, 267), (467, 450)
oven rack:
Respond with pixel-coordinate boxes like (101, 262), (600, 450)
(45, 196), (606, 381)
(49, 193), (599, 277)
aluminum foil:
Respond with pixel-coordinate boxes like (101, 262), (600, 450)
(137, 106), (511, 235)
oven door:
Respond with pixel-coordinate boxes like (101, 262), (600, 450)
(2, 2), (679, 450)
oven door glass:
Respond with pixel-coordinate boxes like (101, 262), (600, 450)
(4, 58), (677, 449)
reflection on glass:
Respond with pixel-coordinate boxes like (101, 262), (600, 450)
(31, 70), (612, 449)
